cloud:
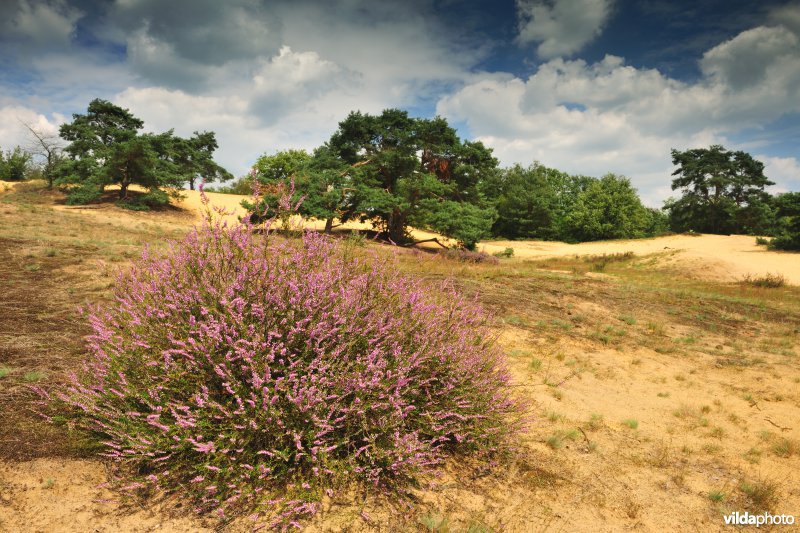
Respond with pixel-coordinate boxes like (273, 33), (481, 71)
(98, 0), (283, 91)
(761, 155), (800, 193)
(700, 25), (799, 90)
(0, 105), (65, 150)
(768, 2), (800, 34)
(438, 16), (800, 204)
(2, 0), (83, 51)
(249, 46), (354, 125)
(516, 0), (614, 58)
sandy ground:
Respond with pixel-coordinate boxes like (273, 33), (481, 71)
(479, 235), (800, 285)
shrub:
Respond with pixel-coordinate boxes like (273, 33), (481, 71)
(741, 273), (786, 288)
(755, 236), (770, 246)
(492, 247), (514, 258)
(442, 249), (500, 265)
(46, 206), (520, 527)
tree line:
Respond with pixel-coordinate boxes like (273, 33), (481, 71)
(2, 101), (798, 250)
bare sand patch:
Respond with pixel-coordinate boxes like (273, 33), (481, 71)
(481, 234), (800, 285)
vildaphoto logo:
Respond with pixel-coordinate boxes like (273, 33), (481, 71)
(723, 511), (795, 527)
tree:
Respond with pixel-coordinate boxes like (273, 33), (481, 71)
(666, 145), (774, 234)
(57, 99), (230, 208)
(324, 109), (498, 248)
(487, 163), (573, 240)
(172, 131), (233, 190)
(564, 174), (651, 242)
(21, 122), (65, 188)
(0, 146), (32, 182)
(769, 192), (800, 251)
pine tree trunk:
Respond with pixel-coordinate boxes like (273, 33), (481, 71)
(387, 209), (405, 244)
(324, 217), (334, 234)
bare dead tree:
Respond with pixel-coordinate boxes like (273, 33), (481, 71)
(20, 120), (65, 189)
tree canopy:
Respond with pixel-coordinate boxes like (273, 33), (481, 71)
(769, 192), (800, 250)
(324, 109), (498, 248)
(0, 146), (31, 182)
(564, 174), (652, 242)
(665, 145), (774, 234)
(57, 99), (231, 208)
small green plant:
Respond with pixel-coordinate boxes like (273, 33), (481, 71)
(743, 447), (762, 464)
(42, 478), (55, 489)
(23, 370), (45, 382)
(702, 443), (722, 454)
(546, 411), (564, 422)
(587, 413), (604, 431)
(708, 490), (725, 503)
(546, 429), (579, 449)
(529, 358), (542, 371)
(740, 478), (779, 512)
(492, 247), (514, 258)
(771, 437), (798, 458)
(709, 427), (726, 439)
(504, 315), (527, 327)
(755, 236), (770, 246)
(622, 419), (638, 430)
(0, 367), (11, 379)
(419, 512), (449, 532)
(617, 314), (637, 325)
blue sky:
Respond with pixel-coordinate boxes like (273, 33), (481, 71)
(1, 0), (798, 205)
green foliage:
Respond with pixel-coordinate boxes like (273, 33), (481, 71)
(0, 146), (32, 182)
(245, 148), (350, 232)
(170, 131), (233, 190)
(411, 200), (496, 250)
(210, 175), (253, 195)
(487, 163), (573, 240)
(768, 192), (800, 251)
(323, 109), (498, 245)
(564, 174), (651, 241)
(666, 145), (774, 234)
(485, 164), (659, 243)
(493, 247), (514, 258)
(56, 99), (229, 204)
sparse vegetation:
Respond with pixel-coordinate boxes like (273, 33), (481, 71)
(741, 273), (787, 288)
(740, 478), (779, 512)
(622, 419), (639, 430)
(771, 437), (798, 458)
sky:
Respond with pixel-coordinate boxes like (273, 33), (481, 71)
(1, 0), (799, 206)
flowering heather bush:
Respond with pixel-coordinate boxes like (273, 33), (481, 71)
(48, 207), (520, 527)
